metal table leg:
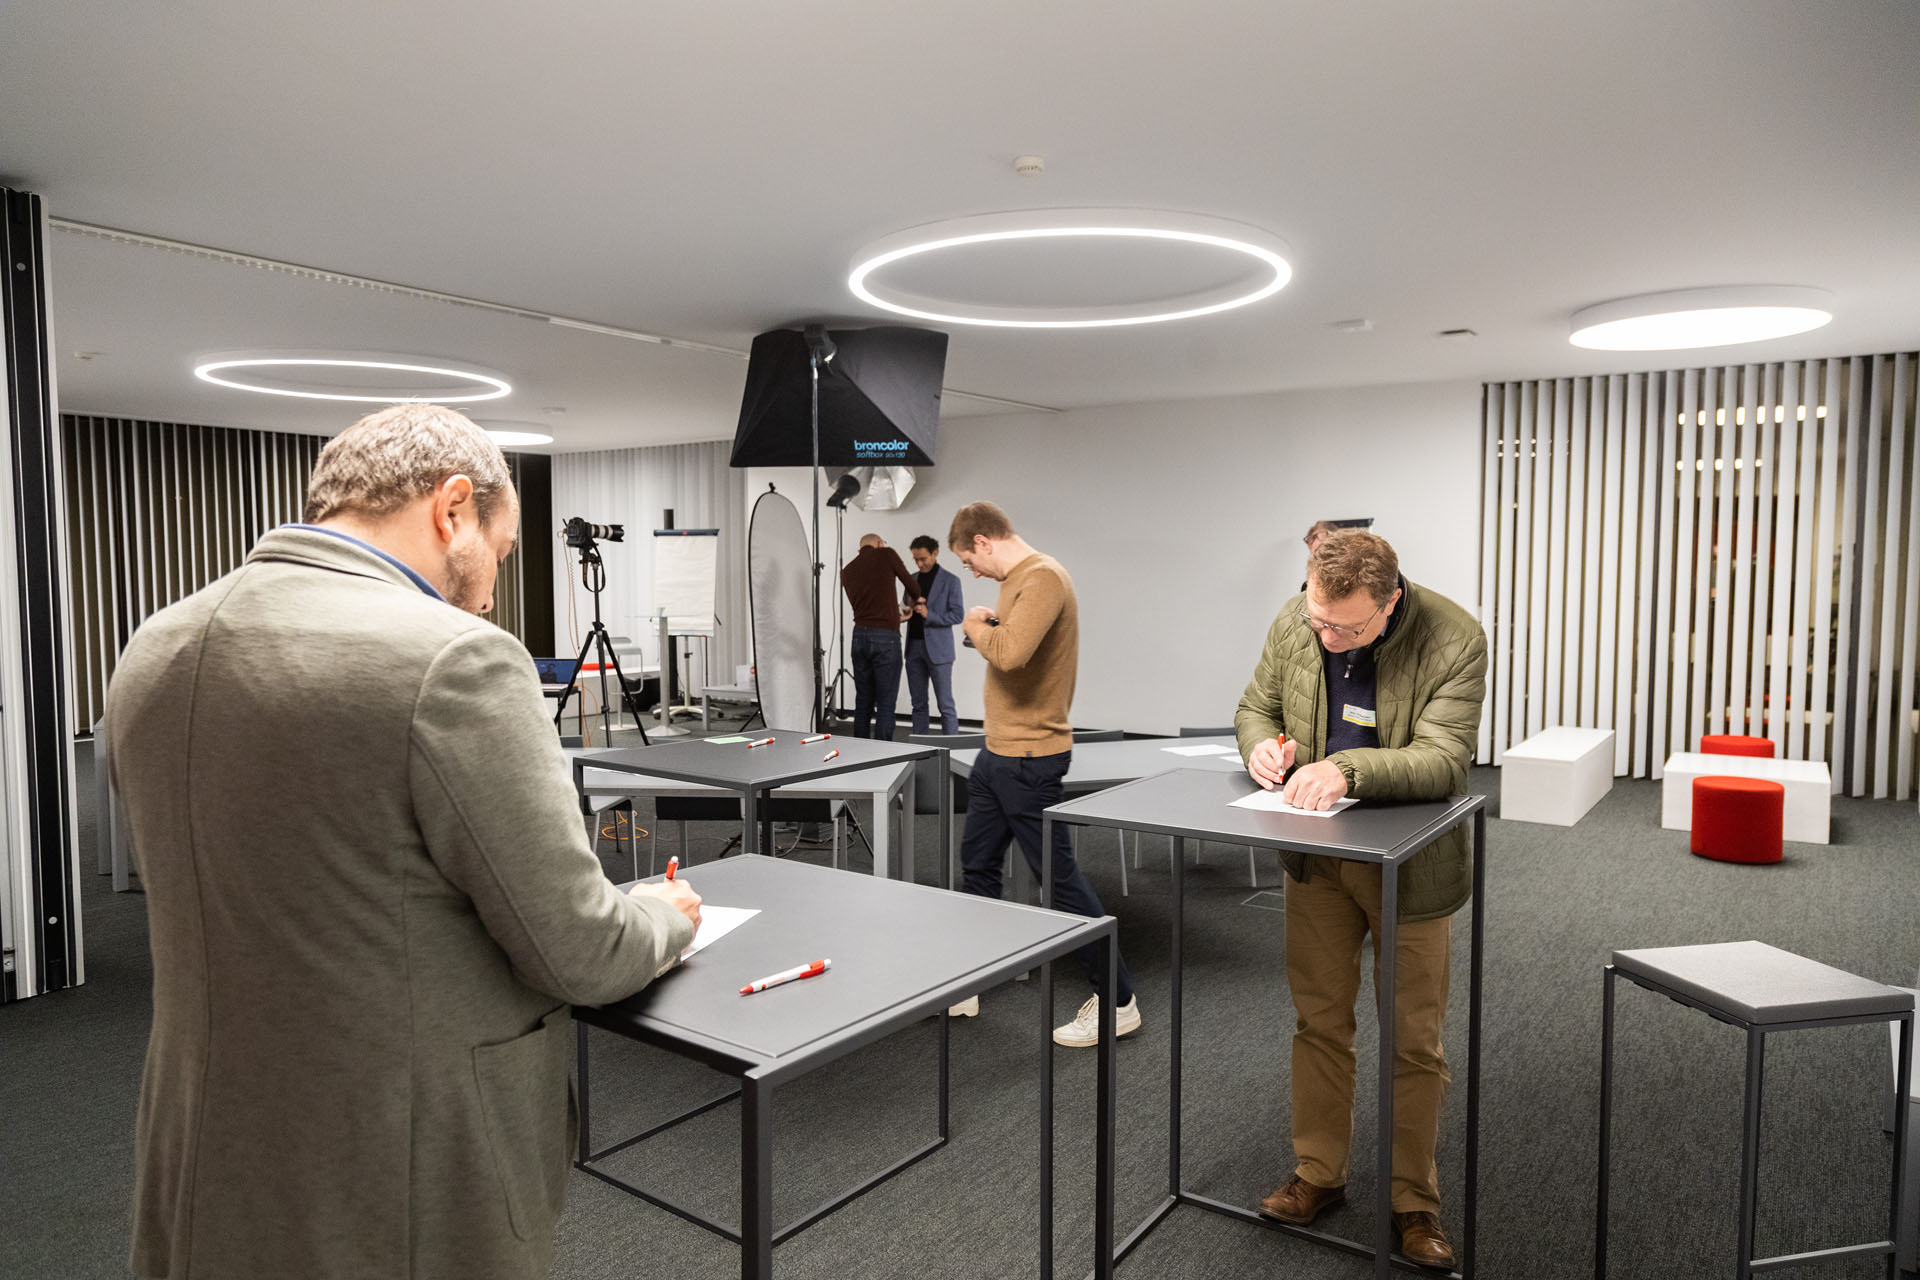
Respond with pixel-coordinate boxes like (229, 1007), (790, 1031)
(1096, 920), (1117, 1280)
(938, 753), (952, 892)
(1596, 965), (1616, 1279)
(1465, 808), (1485, 1278)
(1041, 951), (1055, 1280)
(1735, 1029), (1766, 1278)
(1377, 864), (1398, 1280)
(743, 1073), (774, 1280)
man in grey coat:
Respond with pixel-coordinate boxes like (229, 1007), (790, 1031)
(107, 404), (702, 1280)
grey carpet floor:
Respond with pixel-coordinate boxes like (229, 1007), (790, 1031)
(3, 742), (1915, 1279)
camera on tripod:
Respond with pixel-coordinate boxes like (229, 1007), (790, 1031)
(563, 517), (624, 549)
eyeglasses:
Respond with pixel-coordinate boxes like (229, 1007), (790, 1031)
(1296, 601), (1383, 642)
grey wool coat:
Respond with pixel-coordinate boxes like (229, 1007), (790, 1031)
(1234, 578), (1488, 921)
(107, 527), (694, 1280)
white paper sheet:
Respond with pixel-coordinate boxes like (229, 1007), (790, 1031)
(681, 904), (759, 958)
(1161, 743), (1236, 756)
(1228, 791), (1358, 818)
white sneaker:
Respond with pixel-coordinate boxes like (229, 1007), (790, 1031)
(947, 995), (979, 1017)
(1052, 994), (1141, 1047)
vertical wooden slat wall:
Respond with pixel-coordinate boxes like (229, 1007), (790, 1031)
(1477, 353), (1919, 799)
(60, 415), (532, 730)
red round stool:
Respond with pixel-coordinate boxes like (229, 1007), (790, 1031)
(1697, 733), (1776, 758)
(1690, 776), (1785, 863)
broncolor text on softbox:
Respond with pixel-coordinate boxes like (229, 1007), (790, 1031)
(729, 326), (947, 467)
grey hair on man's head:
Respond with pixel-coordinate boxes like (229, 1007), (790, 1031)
(304, 404), (512, 525)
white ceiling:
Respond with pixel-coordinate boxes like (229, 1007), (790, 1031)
(4, 0), (1917, 453)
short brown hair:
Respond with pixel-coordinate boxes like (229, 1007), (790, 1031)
(1307, 530), (1399, 606)
(948, 501), (1014, 550)
(305, 404), (512, 525)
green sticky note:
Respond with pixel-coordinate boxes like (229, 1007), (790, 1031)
(708, 735), (750, 744)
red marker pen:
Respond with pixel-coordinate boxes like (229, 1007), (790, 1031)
(664, 856), (678, 881)
(745, 736), (776, 748)
(801, 733), (831, 744)
(822, 748), (839, 761)
(739, 959), (831, 995)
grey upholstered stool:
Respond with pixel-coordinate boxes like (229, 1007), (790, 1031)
(1597, 940), (1914, 1279)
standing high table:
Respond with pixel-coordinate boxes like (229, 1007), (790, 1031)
(573, 754), (917, 880)
(577, 732), (948, 881)
(574, 854), (1119, 1279)
(948, 735), (1247, 891)
(1042, 768), (1487, 1280)
(948, 735), (1245, 792)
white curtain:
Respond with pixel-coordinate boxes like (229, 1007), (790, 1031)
(1478, 355), (1919, 799)
(549, 441), (748, 693)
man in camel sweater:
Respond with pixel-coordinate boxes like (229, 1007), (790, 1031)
(943, 500), (1140, 1047)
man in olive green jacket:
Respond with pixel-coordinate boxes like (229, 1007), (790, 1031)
(1234, 530), (1486, 1270)
(108, 405), (701, 1280)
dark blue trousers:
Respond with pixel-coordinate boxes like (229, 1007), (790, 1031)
(850, 626), (903, 740)
(959, 749), (1134, 1005)
(904, 636), (958, 734)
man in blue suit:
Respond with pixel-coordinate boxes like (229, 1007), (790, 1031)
(903, 534), (965, 734)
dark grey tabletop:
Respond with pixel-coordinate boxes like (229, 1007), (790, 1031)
(1613, 940), (1915, 1025)
(1046, 767), (1484, 863)
(582, 732), (935, 790)
(951, 735), (1245, 791)
(580, 855), (1107, 1072)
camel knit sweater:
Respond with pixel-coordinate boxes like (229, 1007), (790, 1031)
(966, 552), (1077, 757)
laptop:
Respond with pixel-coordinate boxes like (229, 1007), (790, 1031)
(531, 656), (581, 694)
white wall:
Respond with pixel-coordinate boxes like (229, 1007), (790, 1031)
(748, 378), (1483, 735)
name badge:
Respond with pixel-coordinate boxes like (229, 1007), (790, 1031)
(1342, 704), (1377, 728)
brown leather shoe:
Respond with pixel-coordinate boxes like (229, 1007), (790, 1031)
(1393, 1211), (1455, 1269)
(1257, 1174), (1345, 1225)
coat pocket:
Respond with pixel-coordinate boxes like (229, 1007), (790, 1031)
(472, 1006), (573, 1242)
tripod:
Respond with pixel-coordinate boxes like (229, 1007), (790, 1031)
(552, 540), (650, 746)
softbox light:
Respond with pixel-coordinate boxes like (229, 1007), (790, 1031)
(730, 326), (947, 468)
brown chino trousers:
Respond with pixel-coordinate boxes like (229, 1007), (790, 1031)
(1284, 854), (1451, 1214)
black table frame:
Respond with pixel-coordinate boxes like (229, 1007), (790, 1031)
(1042, 772), (1486, 1280)
(1596, 964), (1914, 1279)
(572, 855), (1120, 1279)
(576, 734), (949, 880)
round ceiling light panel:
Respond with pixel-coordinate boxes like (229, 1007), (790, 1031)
(472, 420), (555, 446)
(193, 352), (512, 403)
(1568, 287), (1834, 351)
(848, 209), (1293, 328)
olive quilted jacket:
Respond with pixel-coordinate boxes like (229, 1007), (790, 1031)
(1234, 578), (1488, 921)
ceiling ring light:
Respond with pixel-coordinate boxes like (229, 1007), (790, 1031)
(848, 209), (1293, 328)
(193, 352), (512, 403)
(1568, 286), (1834, 352)
(473, 420), (555, 446)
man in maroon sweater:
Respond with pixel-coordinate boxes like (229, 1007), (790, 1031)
(838, 533), (922, 739)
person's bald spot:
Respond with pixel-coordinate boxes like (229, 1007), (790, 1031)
(859, 533), (884, 549)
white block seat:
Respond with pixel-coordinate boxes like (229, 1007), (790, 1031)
(1500, 726), (1614, 826)
(1661, 752), (1831, 845)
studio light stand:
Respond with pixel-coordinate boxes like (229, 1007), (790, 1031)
(822, 495), (856, 723)
(553, 525), (650, 747)
(805, 324), (835, 733)
(803, 325), (872, 733)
